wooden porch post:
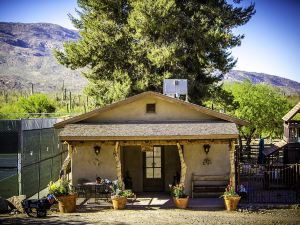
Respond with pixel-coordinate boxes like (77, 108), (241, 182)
(60, 141), (74, 180)
(176, 142), (187, 185)
(113, 141), (123, 187)
(229, 140), (236, 188)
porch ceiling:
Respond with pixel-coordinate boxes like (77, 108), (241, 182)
(58, 122), (239, 141)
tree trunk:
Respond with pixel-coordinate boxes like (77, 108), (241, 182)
(229, 140), (236, 189)
(241, 128), (256, 160)
(176, 143), (187, 186)
(60, 142), (74, 180)
(113, 141), (124, 188)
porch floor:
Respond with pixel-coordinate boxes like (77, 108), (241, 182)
(76, 193), (224, 210)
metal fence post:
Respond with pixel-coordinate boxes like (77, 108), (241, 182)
(17, 119), (23, 196)
(38, 128), (42, 199)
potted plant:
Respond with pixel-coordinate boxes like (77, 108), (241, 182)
(48, 179), (77, 213)
(220, 180), (241, 211)
(170, 184), (189, 209)
(110, 180), (134, 210)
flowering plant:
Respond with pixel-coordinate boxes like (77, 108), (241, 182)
(221, 179), (239, 198)
(110, 180), (124, 197)
(169, 184), (188, 198)
(110, 180), (134, 198)
(48, 179), (75, 197)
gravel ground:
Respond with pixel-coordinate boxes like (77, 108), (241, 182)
(1, 207), (300, 225)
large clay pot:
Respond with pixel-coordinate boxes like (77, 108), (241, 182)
(173, 196), (189, 209)
(224, 196), (241, 211)
(58, 194), (77, 213)
(111, 196), (127, 210)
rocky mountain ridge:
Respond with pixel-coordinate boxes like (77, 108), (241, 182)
(0, 22), (299, 94)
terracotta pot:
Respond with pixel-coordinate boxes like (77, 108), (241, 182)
(173, 196), (189, 209)
(224, 196), (241, 211)
(57, 194), (77, 213)
(111, 196), (127, 210)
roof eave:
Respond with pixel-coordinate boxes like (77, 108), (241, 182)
(58, 134), (239, 141)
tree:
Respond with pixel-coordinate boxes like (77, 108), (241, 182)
(224, 81), (292, 149)
(0, 103), (26, 119)
(18, 93), (56, 117)
(55, 0), (255, 106)
(0, 93), (56, 119)
(203, 84), (239, 113)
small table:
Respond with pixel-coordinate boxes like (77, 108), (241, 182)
(76, 182), (111, 201)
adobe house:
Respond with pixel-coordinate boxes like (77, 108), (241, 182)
(54, 91), (247, 196)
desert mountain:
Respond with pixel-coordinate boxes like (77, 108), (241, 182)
(0, 22), (85, 93)
(0, 22), (299, 94)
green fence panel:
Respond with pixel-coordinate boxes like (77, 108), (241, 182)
(0, 174), (18, 198)
(39, 159), (52, 190)
(22, 130), (40, 166)
(40, 129), (54, 160)
(1, 120), (66, 198)
(22, 164), (39, 197)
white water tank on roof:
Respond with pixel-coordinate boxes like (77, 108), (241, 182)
(163, 79), (188, 100)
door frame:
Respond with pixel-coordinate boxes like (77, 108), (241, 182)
(142, 146), (165, 192)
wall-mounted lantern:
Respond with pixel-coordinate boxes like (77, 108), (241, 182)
(94, 145), (101, 156)
(203, 144), (211, 155)
(202, 144), (211, 166)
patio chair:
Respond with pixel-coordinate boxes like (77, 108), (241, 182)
(95, 184), (111, 201)
(76, 178), (91, 198)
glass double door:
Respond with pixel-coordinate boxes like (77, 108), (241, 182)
(143, 146), (164, 192)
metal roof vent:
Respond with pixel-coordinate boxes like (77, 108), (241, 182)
(163, 79), (188, 101)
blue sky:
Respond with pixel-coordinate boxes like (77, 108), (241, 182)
(0, 0), (299, 82)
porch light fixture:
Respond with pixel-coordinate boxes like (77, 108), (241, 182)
(203, 144), (210, 155)
(94, 145), (101, 156)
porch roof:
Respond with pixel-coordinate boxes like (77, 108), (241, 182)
(59, 121), (239, 141)
(282, 101), (300, 122)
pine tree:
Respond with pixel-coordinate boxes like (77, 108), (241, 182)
(54, 0), (255, 106)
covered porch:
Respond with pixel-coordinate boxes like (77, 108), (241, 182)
(59, 121), (238, 197)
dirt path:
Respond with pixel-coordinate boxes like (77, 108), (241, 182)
(1, 208), (300, 225)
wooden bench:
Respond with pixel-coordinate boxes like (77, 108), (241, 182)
(191, 174), (229, 198)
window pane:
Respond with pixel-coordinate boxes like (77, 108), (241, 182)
(146, 157), (154, 167)
(154, 168), (161, 178)
(153, 147), (161, 157)
(146, 168), (153, 178)
(146, 104), (156, 113)
(146, 151), (153, 157)
(153, 157), (161, 167)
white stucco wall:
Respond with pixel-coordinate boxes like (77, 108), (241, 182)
(84, 96), (216, 122)
(183, 143), (230, 195)
(71, 143), (117, 185)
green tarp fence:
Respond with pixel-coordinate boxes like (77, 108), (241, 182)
(0, 119), (67, 199)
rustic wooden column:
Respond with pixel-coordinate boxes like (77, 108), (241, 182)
(176, 142), (187, 185)
(60, 141), (75, 180)
(113, 141), (123, 187)
(229, 140), (236, 188)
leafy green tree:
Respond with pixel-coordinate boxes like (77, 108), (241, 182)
(0, 93), (56, 118)
(204, 84), (239, 112)
(55, 0), (255, 106)
(225, 81), (292, 148)
(0, 103), (26, 119)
